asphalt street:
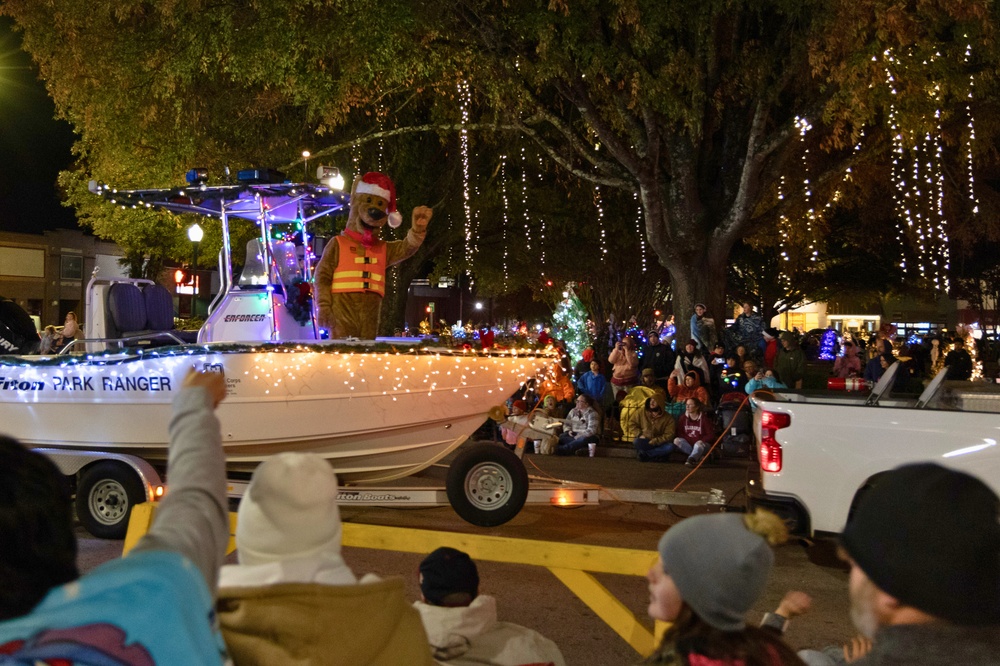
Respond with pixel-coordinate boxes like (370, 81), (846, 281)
(75, 446), (856, 665)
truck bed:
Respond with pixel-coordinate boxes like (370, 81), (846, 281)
(747, 381), (1000, 537)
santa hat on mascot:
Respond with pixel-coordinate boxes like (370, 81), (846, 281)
(356, 172), (403, 229)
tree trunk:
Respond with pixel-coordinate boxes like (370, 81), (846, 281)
(666, 253), (729, 345)
(640, 175), (736, 347)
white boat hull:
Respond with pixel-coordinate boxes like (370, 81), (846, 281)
(0, 343), (556, 482)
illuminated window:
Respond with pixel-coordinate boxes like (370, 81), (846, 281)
(60, 255), (83, 280)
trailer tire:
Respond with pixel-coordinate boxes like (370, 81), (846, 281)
(76, 461), (146, 539)
(446, 443), (528, 527)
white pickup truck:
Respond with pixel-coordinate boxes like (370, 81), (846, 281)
(746, 364), (1000, 537)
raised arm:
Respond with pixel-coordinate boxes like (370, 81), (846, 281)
(130, 370), (229, 594)
(386, 206), (432, 265)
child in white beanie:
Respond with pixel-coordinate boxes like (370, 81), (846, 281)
(644, 510), (805, 665)
(217, 452), (433, 666)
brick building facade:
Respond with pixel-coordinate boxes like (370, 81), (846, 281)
(0, 228), (126, 331)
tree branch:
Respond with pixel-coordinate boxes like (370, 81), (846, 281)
(514, 118), (633, 189)
(280, 122), (514, 171)
(718, 100), (770, 246)
(558, 77), (642, 176)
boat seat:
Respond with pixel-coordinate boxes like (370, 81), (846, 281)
(106, 282), (194, 347)
(108, 282), (147, 336)
(143, 283), (174, 331)
(143, 284), (198, 343)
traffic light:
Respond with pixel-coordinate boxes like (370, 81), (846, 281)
(174, 268), (189, 285)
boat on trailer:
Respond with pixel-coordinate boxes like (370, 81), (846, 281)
(1, 342), (554, 480)
(0, 170), (557, 536)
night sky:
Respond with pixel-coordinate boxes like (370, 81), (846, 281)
(0, 17), (77, 235)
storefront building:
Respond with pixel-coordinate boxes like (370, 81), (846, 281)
(0, 228), (126, 331)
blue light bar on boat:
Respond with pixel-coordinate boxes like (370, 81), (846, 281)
(237, 168), (286, 184)
(185, 168), (209, 184)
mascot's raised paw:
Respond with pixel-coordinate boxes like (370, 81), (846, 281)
(411, 205), (433, 233)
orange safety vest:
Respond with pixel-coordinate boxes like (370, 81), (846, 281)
(330, 235), (387, 296)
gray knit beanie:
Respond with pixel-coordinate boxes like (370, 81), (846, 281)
(657, 513), (774, 631)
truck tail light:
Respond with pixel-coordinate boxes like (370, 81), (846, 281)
(760, 410), (791, 473)
(760, 410), (791, 430)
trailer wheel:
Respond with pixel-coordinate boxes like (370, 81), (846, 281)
(75, 461), (146, 539)
(446, 443), (529, 527)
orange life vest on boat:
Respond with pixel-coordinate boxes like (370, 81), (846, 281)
(330, 234), (387, 296)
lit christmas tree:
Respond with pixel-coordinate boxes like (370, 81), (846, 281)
(552, 283), (591, 361)
(819, 329), (837, 361)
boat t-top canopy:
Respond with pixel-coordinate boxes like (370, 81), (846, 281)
(88, 178), (349, 224)
(89, 172), (351, 319)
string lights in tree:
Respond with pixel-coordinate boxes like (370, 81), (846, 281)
(776, 177), (792, 288)
(795, 116), (819, 262)
(537, 155), (546, 273)
(885, 50), (909, 275)
(501, 154), (510, 281)
(933, 104), (950, 290)
(521, 147), (532, 252)
(372, 103), (386, 172)
(593, 143), (608, 256)
(593, 186), (608, 257)
(459, 80), (475, 276)
(883, 48), (952, 291)
(964, 42), (981, 218)
(777, 115), (833, 288)
(635, 192), (646, 272)
(472, 180), (481, 287)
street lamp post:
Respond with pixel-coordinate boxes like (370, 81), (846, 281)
(187, 223), (203, 317)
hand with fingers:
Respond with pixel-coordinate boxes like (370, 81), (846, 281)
(842, 635), (873, 663)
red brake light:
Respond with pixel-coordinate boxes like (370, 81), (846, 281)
(760, 436), (783, 472)
(759, 410), (788, 473)
(760, 410), (791, 429)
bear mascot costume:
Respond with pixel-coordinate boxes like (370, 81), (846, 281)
(314, 172), (432, 339)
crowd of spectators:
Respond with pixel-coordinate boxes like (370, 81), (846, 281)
(837, 325), (982, 389)
(497, 305), (992, 472)
(554, 302), (801, 463)
(518, 305), (989, 463)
